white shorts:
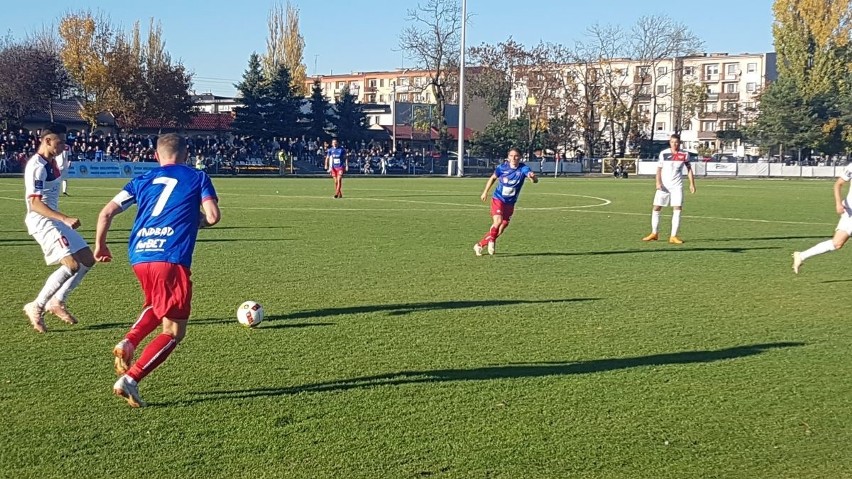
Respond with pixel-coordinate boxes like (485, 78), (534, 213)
(837, 212), (852, 235)
(653, 187), (684, 207)
(31, 221), (89, 265)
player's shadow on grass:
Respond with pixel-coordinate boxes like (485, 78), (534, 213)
(180, 342), (804, 405)
(712, 235), (827, 242)
(505, 246), (780, 257)
(264, 298), (599, 321)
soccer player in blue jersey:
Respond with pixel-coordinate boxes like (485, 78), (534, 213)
(473, 148), (538, 256)
(94, 133), (220, 407)
(324, 138), (347, 198)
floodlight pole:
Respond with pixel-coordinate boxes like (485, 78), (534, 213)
(455, 0), (467, 177)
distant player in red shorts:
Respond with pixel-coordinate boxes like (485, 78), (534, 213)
(324, 138), (347, 198)
(474, 148), (538, 256)
(94, 133), (221, 407)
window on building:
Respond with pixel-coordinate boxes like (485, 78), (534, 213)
(398, 77), (409, 86)
(379, 94), (385, 102)
(657, 103), (668, 112)
(514, 90), (524, 100)
(722, 121), (737, 130)
(725, 63), (738, 78)
(657, 85), (668, 94)
(701, 121), (717, 131)
(368, 78), (377, 88)
(746, 82), (757, 92)
(724, 83), (738, 93)
(656, 122), (666, 131)
(513, 107), (521, 116)
(638, 66), (650, 77)
(704, 102), (718, 112)
(747, 62), (757, 73)
(704, 64), (719, 79)
(724, 102), (738, 112)
(657, 66), (668, 76)
(380, 78), (385, 87)
(683, 66), (695, 76)
(335, 81), (345, 89)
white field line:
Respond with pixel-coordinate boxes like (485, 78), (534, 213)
(0, 194), (833, 226)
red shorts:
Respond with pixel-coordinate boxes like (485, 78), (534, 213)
(490, 198), (515, 221)
(133, 262), (193, 320)
(330, 167), (345, 178)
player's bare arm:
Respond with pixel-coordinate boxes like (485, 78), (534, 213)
(655, 167), (663, 191)
(481, 174), (498, 201)
(28, 196), (80, 229)
(200, 198), (221, 228)
(687, 166), (696, 194)
(94, 201), (124, 262)
(834, 177), (848, 214)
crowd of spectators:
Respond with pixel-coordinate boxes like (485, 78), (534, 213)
(0, 128), (442, 174)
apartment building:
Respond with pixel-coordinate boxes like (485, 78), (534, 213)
(304, 69), (444, 104)
(508, 52), (777, 154)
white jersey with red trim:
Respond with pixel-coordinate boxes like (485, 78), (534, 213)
(24, 154), (62, 235)
(657, 148), (691, 190)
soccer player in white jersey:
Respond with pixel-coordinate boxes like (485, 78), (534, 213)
(792, 164), (852, 273)
(641, 133), (697, 244)
(22, 124), (95, 332)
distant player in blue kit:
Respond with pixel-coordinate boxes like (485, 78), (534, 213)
(324, 137), (347, 198)
(94, 133), (221, 407)
(474, 148), (538, 256)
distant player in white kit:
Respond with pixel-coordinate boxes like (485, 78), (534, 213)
(792, 164), (852, 273)
(22, 123), (95, 332)
(642, 133), (697, 244)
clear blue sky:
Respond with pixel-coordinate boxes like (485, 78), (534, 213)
(1, 0), (775, 96)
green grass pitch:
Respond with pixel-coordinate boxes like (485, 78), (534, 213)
(0, 176), (850, 478)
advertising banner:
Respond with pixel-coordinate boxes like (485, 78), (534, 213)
(65, 161), (159, 178)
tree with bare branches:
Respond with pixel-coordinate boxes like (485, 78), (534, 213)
(264, 1), (308, 97)
(399, 0), (461, 154)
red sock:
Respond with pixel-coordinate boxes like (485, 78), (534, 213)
(479, 226), (499, 246)
(125, 307), (161, 348)
(127, 333), (177, 382)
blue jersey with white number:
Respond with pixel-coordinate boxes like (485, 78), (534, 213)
(492, 162), (531, 205)
(327, 147), (346, 168)
(116, 164), (217, 268)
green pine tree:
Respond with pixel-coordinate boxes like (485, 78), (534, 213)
(306, 79), (331, 142)
(232, 53), (268, 138)
(332, 86), (368, 146)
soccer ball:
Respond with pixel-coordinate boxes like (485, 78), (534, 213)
(237, 301), (264, 327)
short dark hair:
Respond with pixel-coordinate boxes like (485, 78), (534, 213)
(40, 123), (67, 138)
(670, 133), (681, 141)
(156, 133), (188, 157)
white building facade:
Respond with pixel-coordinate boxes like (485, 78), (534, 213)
(508, 52), (777, 156)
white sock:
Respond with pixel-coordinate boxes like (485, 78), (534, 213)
(800, 240), (836, 261)
(35, 265), (73, 307)
(671, 210), (682, 237)
(651, 210), (661, 234)
(53, 264), (91, 302)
